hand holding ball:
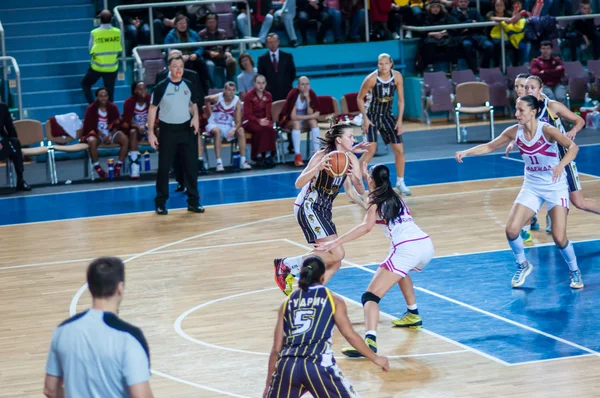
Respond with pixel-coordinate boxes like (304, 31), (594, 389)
(325, 151), (350, 178)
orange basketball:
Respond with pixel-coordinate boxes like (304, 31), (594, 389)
(326, 151), (350, 178)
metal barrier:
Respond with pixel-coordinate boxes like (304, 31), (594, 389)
(132, 38), (260, 81)
(0, 20), (7, 103)
(401, 13), (600, 74)
(115, 0), (252, 73)
(0, 56), (23, 120)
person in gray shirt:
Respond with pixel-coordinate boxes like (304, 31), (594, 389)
(43, 257), (153, 398)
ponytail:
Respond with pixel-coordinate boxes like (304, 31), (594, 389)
(298, 256), (326, 290)
(517, 94), (542, 117)
(368, 164), (404, 223)
(319, 119), (353, 152)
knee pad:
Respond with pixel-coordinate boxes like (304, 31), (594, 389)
(361, 291), (381, 306)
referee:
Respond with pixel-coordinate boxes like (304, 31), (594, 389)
(43, 257), (153, 398)
(148, 55), (204, 215)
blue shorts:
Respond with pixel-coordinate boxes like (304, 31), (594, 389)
(366, 113), (403, 145)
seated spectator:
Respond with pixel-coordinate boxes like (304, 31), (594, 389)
(205, 82), (252, 172)
(165, 14), (211, 92)
(237, 0), (274, 48)
(237, 53), (258, 99)
(0, 100), (31, 191)
(153, 4), (188, 44)
(566, 0), (600, 62)
(452, 0), (494, 71)
(120, 0), (151, 54)
(530, 40), (567, 105)
(389, 1), (415, 40)
(242, 74), (277, 167)
(199, 13), (238, 86)
(487, 0), (512, 67)
(419, 0), (458, 71)
(121, 81), (151, 179)
(279, 76), (321, 167)
(297, 0), (333, 44)
(324, 0), (344, 43)
(493, 0), (530, 66)
(341, 0), (365, 42)
(274, 0), (299, 47)
(367, 0), (391, 40)
(81, 87), (129, 179)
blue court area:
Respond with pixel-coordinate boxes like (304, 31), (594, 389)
(328, 239), (600, 365)
(1, 144), (600, 226)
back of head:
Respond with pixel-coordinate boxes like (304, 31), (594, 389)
(298, 256), (326, 290)
(99, 10), (112, 25)
(369, 164), (403, 223)
(87, 257), (125, 299)
(168, 50), (183, 61)
(517, 94), (542, 116)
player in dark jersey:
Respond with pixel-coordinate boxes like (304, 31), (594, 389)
(264, 256), (389, 398)
(273, 121), (369, 296)
(357, 53), (411, 196)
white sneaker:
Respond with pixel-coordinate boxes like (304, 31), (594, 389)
(396, 181), (412, 196)
(216, 162), (225, 172)
(130, 162), (140, 179)
(240, 161), (252, 170)
(405, 31), (413, 39)
(392, 32), (400, 40)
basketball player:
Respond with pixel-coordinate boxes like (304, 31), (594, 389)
(121, 81), (151, 179)
(264, 256), (389, 398)
(357, 53), (411, 196)
(456, 95), (583, 289)
(204, 81), (252, 171)
(273, 121), (369, 296)
(316, 164), (434, 356)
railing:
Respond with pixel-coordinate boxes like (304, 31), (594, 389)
(0, 56), (22, 120)
(400, 13), (600, 74)
(132, 38), (260, 81)
(0, 20), (7, 103)
(115, 0), (252, 73)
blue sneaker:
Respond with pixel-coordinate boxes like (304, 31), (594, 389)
(569, 270), (584, 289)
(545, 214), (552, 234)
(520, 229), (533, 246)
(511, 261), (533, 288)
(530, 215), (540, 231)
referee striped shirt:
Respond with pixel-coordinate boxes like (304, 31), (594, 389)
(152, 77), (199, 124)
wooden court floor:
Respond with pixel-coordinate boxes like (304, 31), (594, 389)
(1, 176), (600, 397)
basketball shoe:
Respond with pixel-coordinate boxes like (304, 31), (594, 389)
(511, 261), (533, 288)
(274, 258), (294, 296)
(395, 181), (412, 196)
(569, 269), (584, 289)
(520, 229), (533, 246)
(391, 312), (422, 329)
(341, 337), (377, 358)
(545, 214), (552, 233)
(530, 215), (540, 231)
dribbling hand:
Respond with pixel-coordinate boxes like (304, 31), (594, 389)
(374, 355), (390, 372)
(455, 151), (467, 163)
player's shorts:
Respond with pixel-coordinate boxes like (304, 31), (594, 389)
(295, 197), (336, 244)
(379, 236), (434, 277)
(515, 183), (570, 213)
(206, 123), (236, 142)
(365, 113), (403, 145)
(557, 145), (582, 192)
(266, 358), (359, 398)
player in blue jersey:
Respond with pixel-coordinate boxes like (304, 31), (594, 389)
(264, 256), (389, 398)
(273, 121), (369, 295)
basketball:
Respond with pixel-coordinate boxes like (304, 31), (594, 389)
(326, 151), (350, 178)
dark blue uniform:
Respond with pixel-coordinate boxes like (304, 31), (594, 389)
(295, 167), (347, 244)
(266, 286), (358, 398)
(366, 71), (402, 145)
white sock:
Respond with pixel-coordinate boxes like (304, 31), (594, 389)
(93, 161), (100, 167)
(241, 156), (246, 164)
(284, 256), (303, 277)
(365, 330), (377, 337)
(559, 241), (578, 271)
(397, 177), (405, 185)
(407, 303), (418, 311)
(217, 158), (223, 164)
(311, 127), (321, 152)
(508, 235), (527, 264)
(129, 151), (138, 161)
(291, 129), (301, 154)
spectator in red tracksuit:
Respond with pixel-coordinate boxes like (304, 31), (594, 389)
(121, 81), (152, 179)
(243, 74), (277, 168)
(81, 87), (129, 179)
(530, 40), (567, 105)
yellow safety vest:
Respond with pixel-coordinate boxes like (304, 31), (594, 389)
(90, 27), (122, 73)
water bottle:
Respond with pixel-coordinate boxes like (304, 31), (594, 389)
(461, 127), (468, 143)
(107, 158), (115, 181)
(232, 143), (241, 169)
(144, 151), (151, 171)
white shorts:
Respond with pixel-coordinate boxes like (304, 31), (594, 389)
(206, 123), (236, 142)
(379, 236), (434, 277)
(515, 183), (570, 213)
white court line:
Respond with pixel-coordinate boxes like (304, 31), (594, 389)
(149, 370), (252, 398)
(508, 353), (595, 367)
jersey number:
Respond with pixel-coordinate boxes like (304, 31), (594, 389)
(332, 177), (344, 186)
(528, 156), (540, 165)
(292, 309), (316, 335)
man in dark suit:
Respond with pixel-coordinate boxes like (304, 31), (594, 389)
(0, 101), (31, 191)
(257, 33), (297, 102)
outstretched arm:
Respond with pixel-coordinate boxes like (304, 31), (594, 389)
(315, 205), (377, 251)
(456, 126), (517, 162)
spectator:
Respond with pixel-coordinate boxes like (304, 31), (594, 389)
(121, 81), (151, 179)
(0, 100), (31, 191)
(165, 14), (211, 93)
(274, 0), (300, 47)
(452, 0), (494, 71)
(341, 0), (365, 42)
(566, 0), (600, 62)
(237, 0), (275, 48)
(297, 0), (333, 44)
(257, 33), (297, 101)
(530, 40), (567, 105)
(419, 0), (458, 71)
(368, 0), (392, 40)
(81, 10), (122, 104)
(82, 87), (129, 180)
(324, 0), (344, 43)
(152, 3), (188, 44)
(237, 53), (258, 99)
(490, 0), (529, 67)
(43, 257), (153, 398)
(199, 13), (238, 86)
(279, 76), (322, 167)
(487, 0), (512, 67)
(120, 0), (151, 54)
(243, 74), (277, 167)
(204, 82), (252, 172)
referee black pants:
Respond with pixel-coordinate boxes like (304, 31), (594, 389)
(156, 121), (199, 208)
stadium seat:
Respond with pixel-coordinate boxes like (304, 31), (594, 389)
(454, 82), (495, 143)
(421, 72), (454, 125)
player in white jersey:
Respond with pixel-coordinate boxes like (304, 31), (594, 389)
(205, 82), (251, 171)
(316, 164), (434, 356)
(457, 95), (583, 289)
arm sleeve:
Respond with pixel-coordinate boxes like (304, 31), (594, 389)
(243, 95), (257, 124)
(289, 54), (296, 81)
(188, 79), (200, 105)
(530, 59), (541, 75)
(192, 31), (205, 57)
(45, 330), (63, 377)
(152, 81), (167, 106)
(1, 103), (18, 138)
(123, 334), (151, 387)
